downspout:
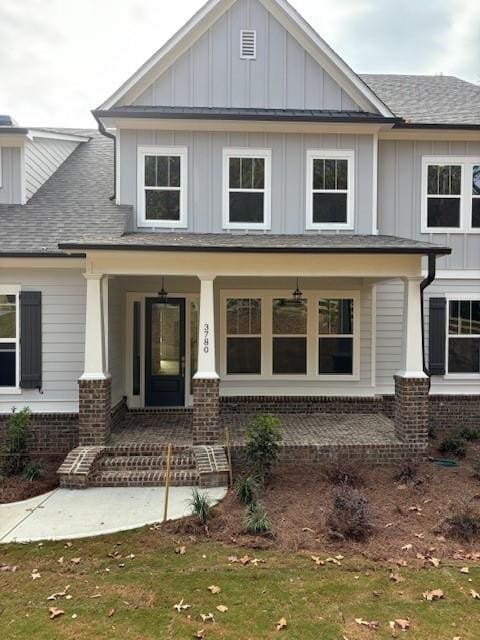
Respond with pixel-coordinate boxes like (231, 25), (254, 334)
(93, 113), (116, 202)
(420, 253), (437, 376)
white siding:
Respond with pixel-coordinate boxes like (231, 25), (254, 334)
(0, 146), (22, 204)
(108, 277), (126, 407)
(24, 138), (79, 200)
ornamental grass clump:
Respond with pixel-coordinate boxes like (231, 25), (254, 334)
(244, 501), (271, 535)
(234, 474), (260, 505)
(189, 489), (212, 526)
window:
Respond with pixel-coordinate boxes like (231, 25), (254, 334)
(448, 299), (480, 374)
(422, 157), (480, 232)
(137, 146), (187, 228)
(223, 148), (271, 229)
(318, 298), (354, 375)
(226, 299), (262, 374)
(306, 150), (354, 229)
(0, 291), (19, 389)
(240, 30), (256, 59)
(272, 298), (307, 375)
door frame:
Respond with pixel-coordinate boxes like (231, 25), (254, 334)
(125, 292), (199, 408)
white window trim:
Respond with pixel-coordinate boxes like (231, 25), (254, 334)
(222, 148), (272, 231)
(306, 149), (355, 231)
(137, 145), (188, 229)
(444, 291), (480, 380)
(220, 289), (360, 382)
(0, 146), (3, 189)
(0, 285), (21, 394)
(421, 156), (480, 234)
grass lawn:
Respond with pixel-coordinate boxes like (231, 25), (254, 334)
(1, 528), (479, 639)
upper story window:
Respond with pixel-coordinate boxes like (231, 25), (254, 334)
(137, 146), (187, 228)
(0, 290), (19, 390)
(448, 298), (480, 375)
(306, 150), (354, 230)
(422, 157), (480, 233)
(223, 148), (271, 230)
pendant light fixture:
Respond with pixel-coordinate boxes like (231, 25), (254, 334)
(158, 276), (169, 304)
(292, 277), (303, 303)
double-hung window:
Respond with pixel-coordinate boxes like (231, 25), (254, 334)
(318, 298), (354, 375)
(422, 157), (480, 232)
(447, 299), (480, 375)
(226, 298), (262, 375)
(272, 298), (307, 375)
(306, 150), (354, 230)
(137, 146), (187, 228)
(223, 148), (271, 229)
(0, 289), (19, 389)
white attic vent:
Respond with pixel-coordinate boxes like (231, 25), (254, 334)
(240, 29), (256, 59)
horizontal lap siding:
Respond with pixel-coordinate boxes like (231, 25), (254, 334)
(24, 139), (79, 200)
(0, 269), (85, 412)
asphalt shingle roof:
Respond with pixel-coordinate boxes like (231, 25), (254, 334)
(361, 74), (480, 125)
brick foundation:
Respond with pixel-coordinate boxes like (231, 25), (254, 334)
(193, 377), (220, 445)
(221, 395), (385, 414)
(429, 395), (480, 431)
(393, 375), (430, 445)
(0, 413), (78, 455)
(78, 376), (112, 446)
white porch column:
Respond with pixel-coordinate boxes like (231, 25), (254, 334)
(194, 277), (219, 380)
(398, 276), (427, 378)
(82, 273), (107, 379)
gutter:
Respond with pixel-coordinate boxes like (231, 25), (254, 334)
(420, 253), (437, 375)
(92, 112), (116, 201)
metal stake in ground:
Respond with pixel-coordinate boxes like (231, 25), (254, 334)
(163, 444), (172, 523)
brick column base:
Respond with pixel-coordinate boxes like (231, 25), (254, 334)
(78, 377), (112, 446)
(193, 377), (220, 445)
(393, 375), (430, 445)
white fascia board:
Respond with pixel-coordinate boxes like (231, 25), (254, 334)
(28, 129), (90, 143)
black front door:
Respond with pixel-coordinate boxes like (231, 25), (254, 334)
(145, 298), (185, 407)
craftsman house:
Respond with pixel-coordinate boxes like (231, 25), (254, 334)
(0, 0), (479, 487)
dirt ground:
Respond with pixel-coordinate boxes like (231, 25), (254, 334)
(171, 439), (480, 561)
(0, 456), (61, 504)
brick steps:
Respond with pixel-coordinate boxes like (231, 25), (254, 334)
(90, 468), (199, 487)
(98, 454), (196, 471)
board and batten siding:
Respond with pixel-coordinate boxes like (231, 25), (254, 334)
(0, 147), (22, 204)
(377, 139), (480, 270)
(119, 129), (375, 234)
(0, 269), (86, 413)
(24, 138), (79, 200)
(134, 0), (361, 111)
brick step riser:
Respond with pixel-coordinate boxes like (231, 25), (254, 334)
(90, 471), (198, 487)
(105, 446), (193, 457)
(99, 456), (195, 470)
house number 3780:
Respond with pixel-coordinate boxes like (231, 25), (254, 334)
(203, 323), (210, 353)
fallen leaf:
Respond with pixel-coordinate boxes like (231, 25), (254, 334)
(175, 546), (186, 555)
(64, 541), (73, 548)
(414, 533), (425, 539)
(311, 555), (325, 566)
(174, 598), (191, 612)
(0, 564), (19, 572)
(239, 555), (251, 565)
(460, 567), (470, 574)
(402, 544), (413, 552)
(251, 558), (265, 566)
(31, 570), (41, 580)
(385, 522), (393, 528)
(107, 608), (115, 618)
(355, 618), (380, 629)
(276, 617), (287, 631)
(71, 613), (77, 619)
(389, 572), (405, 583)
(423, 589), (444, 601)
(49, 607), (64, 620)
(302, 527), (315, 533)
(193, 629), (206, 639)
(394, 619), (410, 630)
(47, 585), (71, 601)
(207, 585), (221, 594)
(227, 555), (238, 563)
(471, 589), (480, 600)
(216, 605), (228, 613)
(200, 613), (215, 623)
(71, 558), (81, 565)
(428, 557), (441, 568)
(326, 557), (342, 566)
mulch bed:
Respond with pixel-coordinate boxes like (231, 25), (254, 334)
(0, 456), (61, 504)
(171, 439), (480, 561)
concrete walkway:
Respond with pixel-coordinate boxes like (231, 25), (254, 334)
(0, 486), (227, 544)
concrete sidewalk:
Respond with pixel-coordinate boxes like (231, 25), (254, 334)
(0, 486), (226, 543)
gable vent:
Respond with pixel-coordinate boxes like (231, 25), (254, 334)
(240, 29), (256, 59)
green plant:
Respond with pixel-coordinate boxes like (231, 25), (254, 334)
(1, 407), (31, 477)
(189, 489), (211, 526)
(439, 435), (467, 457)
(327, 487), (374, 541)
(235, 474), (259, 505)
(23, 462), (44, 482)
(459, 427), (480, 441)
(244, 502), (270, 535)
(244, 414), (282, 481)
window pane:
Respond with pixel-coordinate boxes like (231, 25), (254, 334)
(449, 300), (459, 335)
(151, 304), (180, 376)
(241, 158), (253, 189)
(336, 160), (348, 190)
(319, 337), (353, 375)
(229, 158), (241, 189)
(156, 156), (169, 186)
(253, 158), (265, 189)
(449, 337), (480, 373)
(145, 156), (157, 187)
(427, 165), (438, 195)
(190, 300), (199, 379)
(313, 193), (347, 224)
(319, 299), (353, 335)
(273, 337), (306, 374)
(324, 159), (336, 189)
(472, 166), (480, 195)
(145, 190), (180, 221)
(427, 197), (460, 228)
(0, 302), (16, 339)
(0, 343), (16, 387)
(472, 199), (480, 228)
(169, 156), (181, 188)
(428, 165), (461, 195)
(473, 301), (480, 335)
(272, 299), (307, 334)
(459, 300), (471, 334)
(229, 192), (264, 223)
(132, 302), (141, 395)
(313, 159), (325, 190)
(227, 337), (261, 374)
(227, 299), (261, 335)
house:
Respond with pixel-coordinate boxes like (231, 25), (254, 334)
(0, 0), (479, 487)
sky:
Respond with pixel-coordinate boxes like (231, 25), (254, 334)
(0, 0), (479, 128)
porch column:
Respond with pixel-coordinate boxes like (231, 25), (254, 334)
(78, 273), (111, 446)
(394, 276), (429, 447)
(193, 277), (220, 445)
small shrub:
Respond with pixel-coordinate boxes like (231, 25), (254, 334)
(1, 407), (31, 477)
(439, 435), (467, 457)
(443, 508), (480, 542)
(235, 475), (259, 505)
(244, 414), (282, 482)
(323, 458), (363, 487)
(189, 489), (211, 526)
(394, 461), (419, 485)
(459, 427), (480, 442)
(326, 487), (374, 542)
(23, 462), (44, 482)
(244, 502), (270, 535)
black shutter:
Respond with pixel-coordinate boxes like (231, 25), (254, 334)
(429, 297), (446, 375)
(20, 291), (42, 389)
